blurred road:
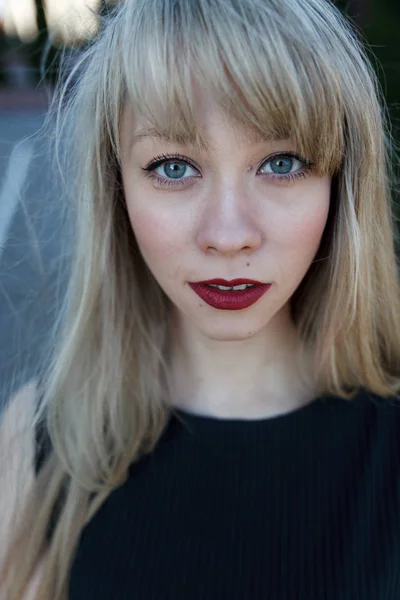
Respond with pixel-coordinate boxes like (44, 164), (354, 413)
(0, 102), (66, 408)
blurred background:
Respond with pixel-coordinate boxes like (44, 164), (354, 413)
(0, 0), (399, 404)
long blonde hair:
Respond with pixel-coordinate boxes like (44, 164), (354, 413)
(2, 0), (400, 598)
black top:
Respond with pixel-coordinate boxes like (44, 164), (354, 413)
(35, 390), (400, 599)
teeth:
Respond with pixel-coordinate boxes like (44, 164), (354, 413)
(208, 283), (256, 291)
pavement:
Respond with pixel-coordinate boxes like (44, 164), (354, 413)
(0, 87), (65, 410)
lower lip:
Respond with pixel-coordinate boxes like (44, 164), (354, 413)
(189, 283), (271, 310)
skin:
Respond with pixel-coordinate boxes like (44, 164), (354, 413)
(120, 93), (331, 420)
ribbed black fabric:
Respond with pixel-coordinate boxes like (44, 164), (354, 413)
(35, 390), (400, 599)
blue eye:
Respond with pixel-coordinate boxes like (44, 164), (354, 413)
(257, 152), (312, 183)
(159, 161), (196, 180)
(142, 151), (312, 188)
(142, 153), (199, 187)
(269, 156), (299, 174)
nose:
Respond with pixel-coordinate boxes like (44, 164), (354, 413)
(195, 183), (263, 255)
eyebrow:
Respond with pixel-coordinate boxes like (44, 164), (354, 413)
(130, 127), (208, 151)
(130, 127), (289, 152)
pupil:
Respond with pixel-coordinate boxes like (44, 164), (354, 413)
(165, 162), (185, 179)
(271, 157), (292, 175)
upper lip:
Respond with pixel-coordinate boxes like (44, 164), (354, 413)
(196, 278), (266, 286)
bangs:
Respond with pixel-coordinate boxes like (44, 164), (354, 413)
(118, 0), (346, 175)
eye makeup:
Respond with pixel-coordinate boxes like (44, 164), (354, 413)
(141, 151), (313, 188)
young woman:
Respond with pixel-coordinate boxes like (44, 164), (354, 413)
(1, 0), (400, 598)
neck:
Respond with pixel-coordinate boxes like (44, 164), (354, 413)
(167, 305), (316, 420)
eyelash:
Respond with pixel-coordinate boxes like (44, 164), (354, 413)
(141, 151), (313, 188)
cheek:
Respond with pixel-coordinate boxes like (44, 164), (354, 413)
(289, 204), (329, 246)
(271, 184), (331, 262)
(126, 205), (183, 268)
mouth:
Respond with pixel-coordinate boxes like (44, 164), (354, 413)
(189, 279), (271, 310)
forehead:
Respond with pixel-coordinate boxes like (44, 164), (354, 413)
(122, 88), (289, 154)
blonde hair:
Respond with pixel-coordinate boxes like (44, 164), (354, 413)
(2, 0), (400, 598)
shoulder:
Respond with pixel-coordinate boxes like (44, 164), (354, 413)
(0, 381), (38, 566)
(350, 387), (400, 438)
(0, 380), (38, 467)
(356, 388), (400, 413)
(1, 380), (38, 431)
(0, 380), (52, 478)
(0, 381), (52, 598)
(0, 379), (40, 485)
(323, 387), (400, 437)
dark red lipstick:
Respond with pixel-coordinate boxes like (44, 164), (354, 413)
(189, 279), (271, 310)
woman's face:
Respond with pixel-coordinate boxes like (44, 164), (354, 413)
(120, 96), (331, 342)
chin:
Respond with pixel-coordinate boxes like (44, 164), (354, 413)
(194, 318), (267, 342)
(170, 293), (283, 341)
